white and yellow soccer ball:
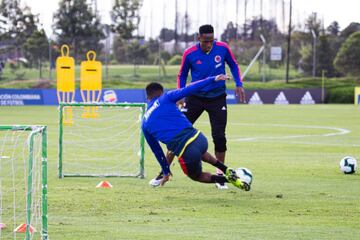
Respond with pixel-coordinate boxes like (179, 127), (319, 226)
(236, 167), (253, 185)
(340, 156), (357, 174)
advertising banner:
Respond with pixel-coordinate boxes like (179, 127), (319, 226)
(0, 88), (323, 106)
(0, 89), (44, 106)
(245, 88), (323, 104)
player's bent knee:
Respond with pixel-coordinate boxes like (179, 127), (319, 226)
(188, 171), (201, 181)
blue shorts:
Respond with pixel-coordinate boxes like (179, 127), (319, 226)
(178, 132), (208, 179)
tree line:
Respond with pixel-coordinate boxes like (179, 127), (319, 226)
(0, 0), (359, 79)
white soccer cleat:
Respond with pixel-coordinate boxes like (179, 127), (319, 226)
(149, 172), (164, 187)
(149, 178), (162, 187)
(215, 182), (229, 190)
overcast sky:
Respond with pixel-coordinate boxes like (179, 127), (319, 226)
(22, 0), (360, 39)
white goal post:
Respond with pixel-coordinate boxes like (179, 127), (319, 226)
(0, 125), (48, 240)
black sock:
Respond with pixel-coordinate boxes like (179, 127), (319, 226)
(210, 174), (228, 183)
(213, 161), (227, 173)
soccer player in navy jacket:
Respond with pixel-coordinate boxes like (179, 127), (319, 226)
(142, 74), (250, 191)
(150, 24), (245, 189)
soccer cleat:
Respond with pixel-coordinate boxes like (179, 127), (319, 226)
(214, 173), (228, 189)
(215, 182), (229, 190)
(242, 182), (251, 191)
(225, 168), (251, 191)
(148, 172), (164, 187)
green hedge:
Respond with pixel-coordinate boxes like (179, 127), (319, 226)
(326, 86), (355, 103)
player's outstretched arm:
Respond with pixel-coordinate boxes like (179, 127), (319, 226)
(142, 129), (171, 176)
(215, 74), (230, 81)
(167, 74), (229, 102)
(166, 151), (175, 165)
(177, 53), (190, 89)
(223, 44), (246, 103)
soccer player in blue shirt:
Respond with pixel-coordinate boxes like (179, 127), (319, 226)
(150, 24), (245, 189)
(142, 74), (250, 191)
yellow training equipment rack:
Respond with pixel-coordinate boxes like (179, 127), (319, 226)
(80, 50), (102, 118)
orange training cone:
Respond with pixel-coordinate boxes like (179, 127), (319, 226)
(96, 181), (113, 188)
(14, 223), (36, 233)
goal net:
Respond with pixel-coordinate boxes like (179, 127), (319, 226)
(0, 125), (48, 240)
(58, 102), (146, 178)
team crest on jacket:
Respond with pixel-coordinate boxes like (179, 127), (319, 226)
(214, 55), (221, 63)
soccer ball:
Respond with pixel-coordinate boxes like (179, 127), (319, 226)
(340, 156), (357, 174)
(236, 167), (253, 185)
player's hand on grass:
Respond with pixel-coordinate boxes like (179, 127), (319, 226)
(160, 174), (171, 186)
(215, 74), (230, 81)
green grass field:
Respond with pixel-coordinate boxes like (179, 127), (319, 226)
(0, 105), (359, 239)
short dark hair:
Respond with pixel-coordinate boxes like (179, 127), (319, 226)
(146, 82), (164, 100)
(199, 25), (214, 34)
